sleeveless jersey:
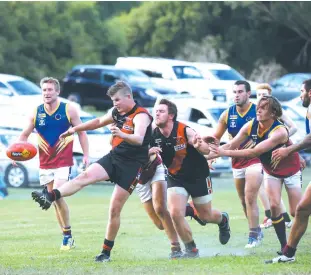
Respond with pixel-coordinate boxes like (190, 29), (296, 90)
(249, 118), (300, 178)
(34, 102), (73, 169)
(151, 121), (209, 181)
(111, 104), (152, 164)
(306, 107), (311, 134)
(226, 103), (260, 169)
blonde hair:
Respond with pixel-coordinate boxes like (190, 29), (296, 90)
(256, 83), (272, 94)
(40, 77), (60, 91)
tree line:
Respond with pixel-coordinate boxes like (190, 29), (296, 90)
(0, 1), (310, 84)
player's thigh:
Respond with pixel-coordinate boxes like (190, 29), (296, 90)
(142, 199), (163, 229)
(284, 171), (303, 214)
(109, 184), (130, 215)
(264, 174), (283, 206)
(72, 162), (110, 186)
(152, 180), (167, 207)
(234, 177), (246, 200)
(167, 187), (189, 217)
(245, 164), (263, 197)
(39, 168), (55, 191)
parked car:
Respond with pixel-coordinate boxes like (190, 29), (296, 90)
(62, 65), (177, 110)
(115, 57), (224, 101)
(284, 96), (307, 118)
(0, 73), (81, 112)
(270, 73), (311, 102)
(193, 62), (258, 100)
(0, 111), (112, 187)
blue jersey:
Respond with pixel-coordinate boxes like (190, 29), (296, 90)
(34, 102), (73, 169)
(249, 118), (300, 178)
(226, 103), (260, 169)
(306, 108), (310, 134)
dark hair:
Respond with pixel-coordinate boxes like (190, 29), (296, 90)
(303, 79), (311, 93)
(234, 80), (251, 92)
(257, 95), (282, 118)
(107, 81), (132, 97)
(159, 98), (177, 121)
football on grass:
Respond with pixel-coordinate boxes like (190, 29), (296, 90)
(6, 142), (37, 161)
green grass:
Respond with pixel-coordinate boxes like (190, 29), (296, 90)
(1, 171), (311, 275)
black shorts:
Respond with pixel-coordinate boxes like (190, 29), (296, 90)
(96, 152), (143, 194)
(167, 175), (213, 198)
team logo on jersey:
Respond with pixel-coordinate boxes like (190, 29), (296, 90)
(251, 134), (258, 141)
(38, 113), (46, 118)
(230, 120), (236, 128)
(230, 115), (237, 119)
(39, 118), (45, 126)
(174, 136), (186, 151)
(123, 124), (134, 131)
(55, 113), (62, 120)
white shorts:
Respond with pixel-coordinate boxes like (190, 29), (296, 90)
(264, 170), (302, 189)
(135, 164), (166, 203)
(39, 166), (71, 186)
(232, 163), (263, 179)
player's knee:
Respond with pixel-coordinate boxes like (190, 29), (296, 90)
(296, 203), (311, 218)
(245, 193), (256, 206)
(154, 204), (166, 219)
(109, 205), (122, 220)
(153, 220), (164, 230)
(170, 209), (184, 222)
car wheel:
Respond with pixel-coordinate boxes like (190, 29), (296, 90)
(5, 164), (29, 188)
(68, 93), (81, 105)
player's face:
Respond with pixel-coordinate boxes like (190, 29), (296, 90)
(256, 101), (271, 122)
(155, 104), (171, 128)
(256, 89), (270, 101)
(233, 84), (250, 106)
(300, 84), (310, 108)
(111, 91), (131, 114)
(42, 82), (59, 104)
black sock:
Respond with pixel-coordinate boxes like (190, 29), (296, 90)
(265, 209), (272, 219)
(49, 189), (61, 202)
(185, 204), (194, 217)
(102, 239), (114, 256)
(185, 240), (196, 251)
(282, 244), (296, 258)
(272, 214), (287, 249)
(282, 212), (291, 223)
(171, 242), (181, 252)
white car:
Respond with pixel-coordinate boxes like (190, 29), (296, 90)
(115, 57), (218, 100)
(0, 73), (81, 113)
(193, 62), (259, 102)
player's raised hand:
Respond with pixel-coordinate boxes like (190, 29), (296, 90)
(271, 147), (288, 163)
(192, 133), (203, 149)
(202, 135), (218, 145)
(59, 127), (75, 140)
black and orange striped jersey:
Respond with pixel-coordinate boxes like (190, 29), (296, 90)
(111, 104), (152, 164)
(249, 118), (300, 178)
(151, 121), (209, 181)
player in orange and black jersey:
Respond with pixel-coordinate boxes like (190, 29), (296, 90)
(205, 96), (302, 254)
(31, 81), (153, 263)
(150, 99), (231, 258)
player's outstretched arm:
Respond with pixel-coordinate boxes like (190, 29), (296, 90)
(60, 110), (114, 139)
(68, 104), (90, 166)
(217, 126), (288, 159)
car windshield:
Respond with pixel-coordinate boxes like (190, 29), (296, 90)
(210, 69), (245, 81)
(208, 108), (227, 121)
(8, 79), (41, 95)
(119, 70), (150, 83)
(173, 66), (204, 79)
(80, 117), (111, 134)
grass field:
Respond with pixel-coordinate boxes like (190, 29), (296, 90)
(1, 171), (311, 275)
